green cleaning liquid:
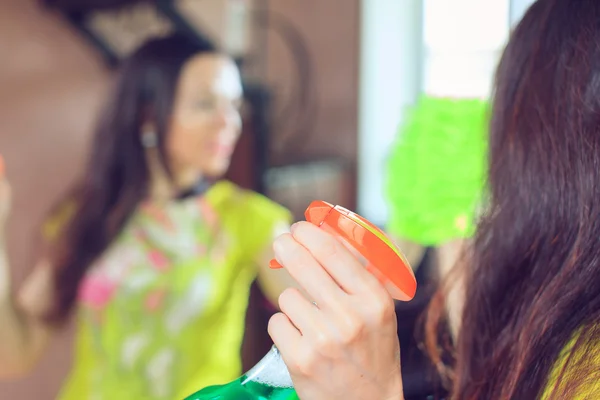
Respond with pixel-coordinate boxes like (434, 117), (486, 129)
(184, 346), (299, 400)
(184, 376), (298, 400)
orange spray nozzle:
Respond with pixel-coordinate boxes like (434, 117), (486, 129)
(269, 200), (417, 301)
(304, 200), (334, 225)
(269, 201), (335, 270)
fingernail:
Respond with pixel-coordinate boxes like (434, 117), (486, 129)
(290, 222), (299, 234)
(274, 252), (284, 265)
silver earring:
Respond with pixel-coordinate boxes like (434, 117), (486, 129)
(141, 130), (158, 148)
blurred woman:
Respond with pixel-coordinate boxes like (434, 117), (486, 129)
(0, 33), (295, 399)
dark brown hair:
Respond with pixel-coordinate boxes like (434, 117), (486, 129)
(426, 0), (600, 398)
(44, 33), (216, 323)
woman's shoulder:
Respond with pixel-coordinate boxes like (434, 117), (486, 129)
(543, 326), (600, 399)
(205, 181), (291, 255)
(205, 180), (290, 219)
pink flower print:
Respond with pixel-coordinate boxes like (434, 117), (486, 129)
(195, 243), (207, 257)
(148, 250), (170, 272)
(141, 203), (175, 231)
(145, 289), (166, 313)
(78, 275), (117, 310)
(133, 228), (148, 242)
(198, 199), (218, 229)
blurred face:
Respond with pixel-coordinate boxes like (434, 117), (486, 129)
(167, 53), (243, 182)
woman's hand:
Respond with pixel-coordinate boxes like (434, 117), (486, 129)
(268, 222), (404, 400)
(0, 155), (54, 378)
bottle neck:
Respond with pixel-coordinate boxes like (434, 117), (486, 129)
(241, 345), (294, 388)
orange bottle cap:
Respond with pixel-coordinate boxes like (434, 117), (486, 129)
(271, 200), (416, 301)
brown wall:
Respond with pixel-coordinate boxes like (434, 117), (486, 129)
(264, 0), (360, 165)
(0, 0), (109, 398)
(0, 0), (359, 398)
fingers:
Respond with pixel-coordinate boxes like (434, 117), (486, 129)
(273, 233), (343, 305)
(268, 311), (302, 364)
(290, 222), (381, 295)
(277, 287), (319, 335)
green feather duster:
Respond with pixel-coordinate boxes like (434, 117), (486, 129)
(385, 96), (489, 246)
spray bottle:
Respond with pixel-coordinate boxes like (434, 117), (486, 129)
(185, 201), (417, 400)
